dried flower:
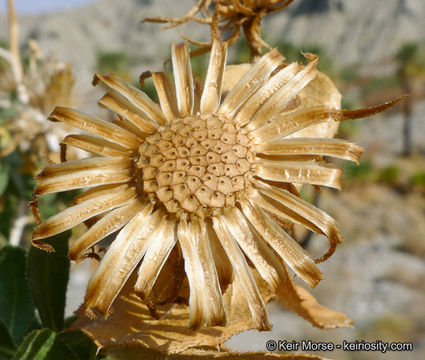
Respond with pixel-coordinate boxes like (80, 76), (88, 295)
(32, 41), (402, 331)
(144, 0), (295, 60)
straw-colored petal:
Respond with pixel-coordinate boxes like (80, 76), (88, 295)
(239, 194), (321, 288)
(217, 49), (284, 116)
(73, 183), (128, 205)
(172, 42), (194, 116)
(62, 134), (134, 158)
(206, 222), (234, 292)
(36, 157), (131, 178)
(255, 158), (343, 190)
(93, 73), (166, 126)
(69, 198), (148, 261)
(49, 107), (140, 148)
(200, 40), (227, 114)
(134, 217), (177, 302)
(221, 208), (281, 292)
(233, 62), (300, 127)
(246, 57), (318, 131)
(251, 96), (407, 143)
(33, 186), (137, 241)
(85, 209), (164, 315)
(250, 179), (343, 261)
(35, 167), (132, 196)
(255, 138), (364, 164)
(152, 72), (179, 121)
(212, 215), (271, 331)
(98, 93), (158, 134)
(177, 214), (226, 328)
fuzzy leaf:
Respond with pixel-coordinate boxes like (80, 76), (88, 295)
(27, 232), (71, 332)
(56, 331), (98, 360)
(0, 246), (35, 345)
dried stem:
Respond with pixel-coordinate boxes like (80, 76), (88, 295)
(7, 0), (29, 104)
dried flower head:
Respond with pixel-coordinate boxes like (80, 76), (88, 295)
(0, 0), (78, 168)
(144, 0), (295, 60)
(32, 41), (402, 330)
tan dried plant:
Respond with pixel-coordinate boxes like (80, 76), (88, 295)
(0, 0), (77, 170)
(31, 40), (403, 344)
(144, 0), (295, 60)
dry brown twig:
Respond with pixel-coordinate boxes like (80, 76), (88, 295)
(143, 0), (295, 61)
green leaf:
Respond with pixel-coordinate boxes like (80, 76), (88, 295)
(0, 161), (9, 196)
(12, 329), (56, 360)
(45, 335), (79, 360)
(27, 232), (71, 332)
(57, 331), (98, 360)
(0, 246), (35, 345)
(0, 319), (16, 358)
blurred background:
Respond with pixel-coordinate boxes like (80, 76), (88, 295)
(0, 0), (424, 359)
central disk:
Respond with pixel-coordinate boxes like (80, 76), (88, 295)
(136, 114), (254, 215)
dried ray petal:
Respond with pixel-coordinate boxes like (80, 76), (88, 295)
(255, 138), (364, 164)
(93, 73), (166, 126)
(73, 183), (129, 205)
(85, 208), (163, 315)
(172, 42), (194, 116)
(134, 217), (177, 302)
(255, 158), (342, 190)
(49, 107), (140, 148)
(33, 186), (137, 240)
(251, 96), (407, 143)
(62, 134), (134, 158)
(35, 166), (133, 196)
(177, 214), (226, 328)
(239, 194), (321, 288)
(205, 221), (234, 292)
(246, 57), (318, 131)
(98, 93), (158, 134)
(217, 49), (284, 116)
(233, 62), (300, 127)
(250, 179), (343, 262)
(212, 214), (271, 331)
(69, 198), (147, 261)
(200, 40), (227, 113)
(222, 207), (281, 292)
(36, 157), (131, 178)
(152, 72), (179, 121)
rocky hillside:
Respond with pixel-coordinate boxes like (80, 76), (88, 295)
(1, 0), (424, 86)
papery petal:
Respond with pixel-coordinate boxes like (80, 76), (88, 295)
(239, 194), (321, 288)
(69, 198), (147, 261)
(255, 158), (342, 189)
(62, 134), (134, 157)
(152, 72), (179, 121)
(218, 49), (284, 116)
(49, 107), (140, 148)
(172, 42), (194, 116)
(212, 214), (271, 331)
(255, 138), (364, 164)
(84, 208), (164, 315)
(200, 40), (227, 113)
(93, 73), (166, 126)
(33, 186), (137, 240)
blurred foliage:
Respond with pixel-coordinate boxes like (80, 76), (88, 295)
(97, 51), (135, 80)
(0, 244), (101, 359)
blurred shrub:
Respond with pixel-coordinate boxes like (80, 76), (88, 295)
(343, 159), (374, 183)
(376, 165), (400, 185)
(97, 51), (134, 79)
(410, 171), (425, 189)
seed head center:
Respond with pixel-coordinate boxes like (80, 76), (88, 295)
(135, 114), (254, 216)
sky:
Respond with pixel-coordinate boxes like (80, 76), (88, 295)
(0, 0), (94, 14)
